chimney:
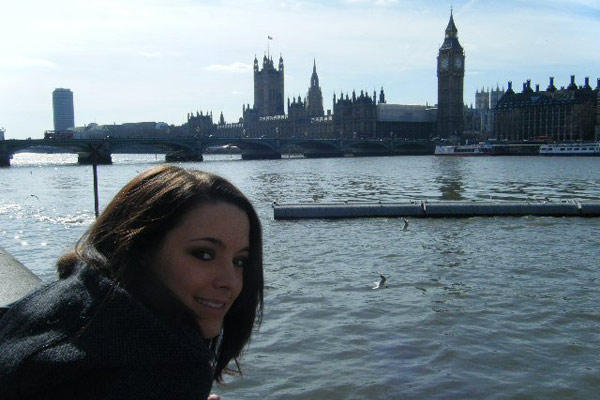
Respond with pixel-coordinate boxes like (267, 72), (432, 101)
(547, 77), (557, 92)
(568, 75), (577, 90)
(536, 84), (540, 92)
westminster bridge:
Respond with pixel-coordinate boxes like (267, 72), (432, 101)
(0, 136), (434, 167)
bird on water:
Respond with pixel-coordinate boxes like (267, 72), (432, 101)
(372, 273), (387, 289)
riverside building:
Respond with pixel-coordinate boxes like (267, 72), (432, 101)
(188, 17), (467, 144)
(493, 76), (599, 142)
(89, 13), (474, 143)
(188, 13), (474, 142)
(252, 54), (285, 117)
(472, 86), (505, 136)
(71, 14), (471, 144)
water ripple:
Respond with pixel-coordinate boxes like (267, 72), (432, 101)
(1, 156), (599, 399)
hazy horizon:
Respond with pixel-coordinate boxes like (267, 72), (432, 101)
(1, 0), (599, 139)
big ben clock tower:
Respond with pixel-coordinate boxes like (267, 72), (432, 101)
(437, 10), (465, 139)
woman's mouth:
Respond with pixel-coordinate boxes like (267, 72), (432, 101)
(194, 297), (226, 309)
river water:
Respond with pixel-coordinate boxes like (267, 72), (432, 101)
(1, 153), (599, 399)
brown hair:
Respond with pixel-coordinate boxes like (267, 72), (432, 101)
(58, 165), (263, 381)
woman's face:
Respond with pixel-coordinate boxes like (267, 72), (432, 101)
(151, 201), (249, 338)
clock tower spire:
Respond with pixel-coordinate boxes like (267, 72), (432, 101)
(437, 9), (465, 139)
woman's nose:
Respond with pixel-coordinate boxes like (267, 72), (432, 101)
(212, 258), (239, 289)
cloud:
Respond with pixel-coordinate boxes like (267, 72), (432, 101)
(138, 51), (162, 58)
(345, 0), (399, 5)
(519, 0), (600, 12)
(0, 55), (58, 69)
(205, 62), (253, 73)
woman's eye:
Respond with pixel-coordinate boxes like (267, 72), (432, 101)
(233, 257), (248, 268)
(192, 250), (213, 261)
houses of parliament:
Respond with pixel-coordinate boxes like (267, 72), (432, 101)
(186, 12), (599, 143)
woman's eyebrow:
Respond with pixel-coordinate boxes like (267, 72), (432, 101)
(189, 237), (224, 247)
(189, 237), (250, 253)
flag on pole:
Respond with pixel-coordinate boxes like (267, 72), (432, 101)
(268, 35), (273, 40)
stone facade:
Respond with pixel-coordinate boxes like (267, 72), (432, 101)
(306, 60), (324, 118)
(377, 104), (436, 140)
(332, 90), (378, 138)
(188, 15), (476, 143)
(494, 76), (599, 142)
(252, 55), (284, 117)
(186, 54), (437, 141)
(437, 11), (465, 139)
(472, 86), (505, 136)
(187, 111), (215, 136)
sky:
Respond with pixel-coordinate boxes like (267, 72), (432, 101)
(1, 0), (599, 139)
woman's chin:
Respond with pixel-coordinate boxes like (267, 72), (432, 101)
(198, 322), (221, 339)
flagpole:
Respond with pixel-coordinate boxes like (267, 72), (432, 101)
(267, 35), (273, 59)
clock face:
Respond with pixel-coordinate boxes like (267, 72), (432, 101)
(440, 57), (449, 70)
(454, 58), (463, 69)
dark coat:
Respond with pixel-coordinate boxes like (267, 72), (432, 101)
(0, 264), (214, 400)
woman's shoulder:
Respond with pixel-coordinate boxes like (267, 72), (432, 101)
(2, 264), (98, 331)
(0, 265), (95, 359)
(0, 263), (215, 399)
(0, 266), (96, 396)
(0, 268), (212, 398)
(1, 262), (212, 366)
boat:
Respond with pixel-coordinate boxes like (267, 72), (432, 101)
(434, 142), (495, 156)
(539, 142), (600, 156)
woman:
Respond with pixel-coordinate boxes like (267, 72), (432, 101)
(0, 165), (264, 400)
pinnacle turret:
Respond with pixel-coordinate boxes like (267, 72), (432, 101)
(310, 59), (319, 88)
(439, 10), (463, 51)
(306, 60), (324, 117)
(445, 9), (458, 38)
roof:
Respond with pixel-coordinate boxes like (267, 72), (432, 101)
(446, 12), (457, 34)
(440, 12), (463, 52)
(377, 104), (436, 122)
(495, 86), (597, 109)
